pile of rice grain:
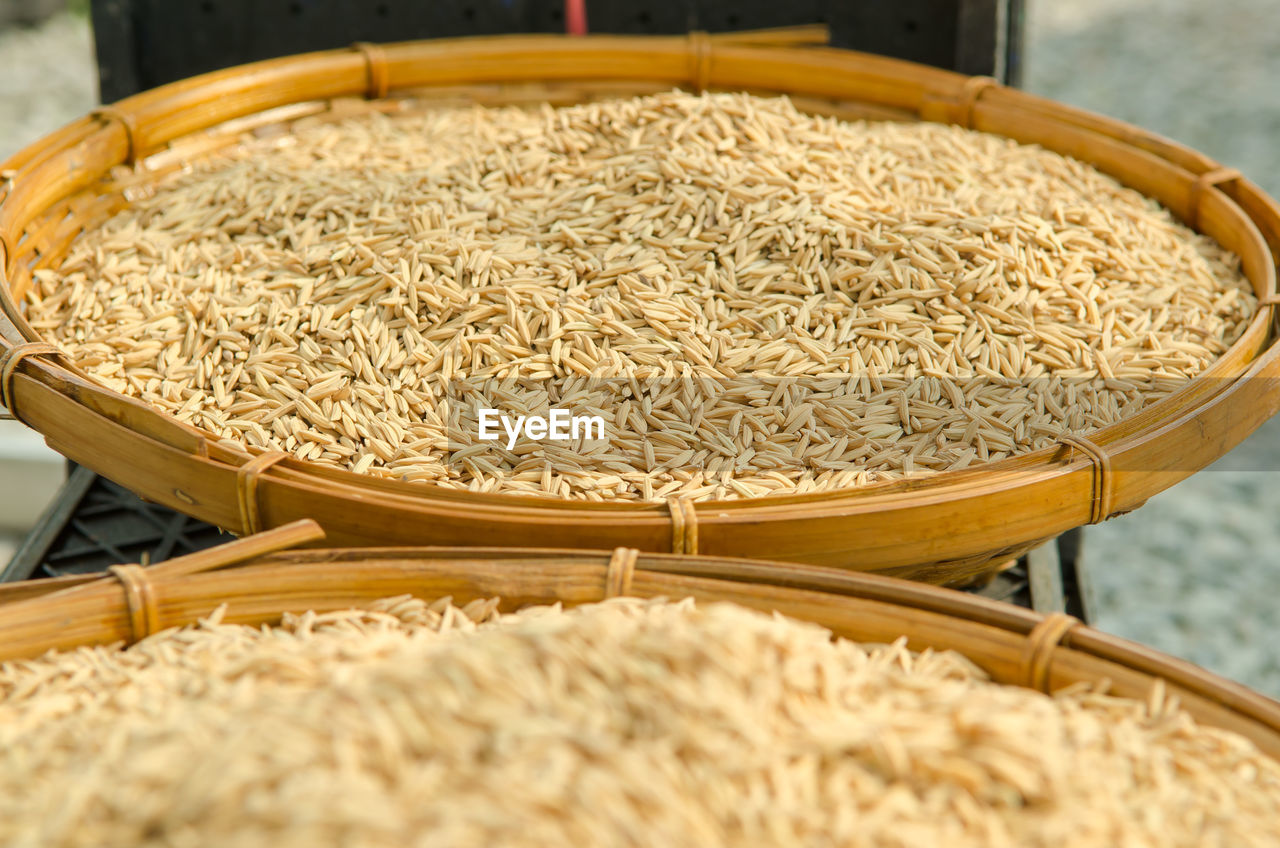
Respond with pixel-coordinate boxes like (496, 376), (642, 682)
(0, 596), (1276, 847)
(25, 92), (1257, 500)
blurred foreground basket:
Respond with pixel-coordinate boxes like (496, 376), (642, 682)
(0, 519), (1276, 762)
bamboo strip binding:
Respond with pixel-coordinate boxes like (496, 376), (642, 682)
(237, 452), (290, 536)
(107, 563), (159, 643)
(351, 42), (391, 100)
(668, 497), (699, 554)
(1058, 435), (1113, 525)
(1021, 612), (1081, 693)
(90, 106), (139, 166)
(920, 74), (1000, 129)
(688, 31), (713, 92)
(0, 341), (59, 417)
(605, 546), (639, 597)
(1189, 167), (1243, 231)
(958, 75), (999, 130)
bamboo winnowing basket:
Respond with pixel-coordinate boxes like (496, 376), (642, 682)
(0, 520), (1277, 763)
(2, 32), (1279, 586)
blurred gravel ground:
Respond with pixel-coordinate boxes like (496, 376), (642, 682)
(1, 4), (1278, 694)
(1025, 0), (1280, 696)
(0, 12), (94, 560)
(0, 12), (93, 156)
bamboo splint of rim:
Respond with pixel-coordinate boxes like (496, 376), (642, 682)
(0, 535), (1277, 764)
(3, 33), (1280, 585)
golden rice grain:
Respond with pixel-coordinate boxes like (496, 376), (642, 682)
(25, 92), (1256, 501)
(0, 596), (1275, 847)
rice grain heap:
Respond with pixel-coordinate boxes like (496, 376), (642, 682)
(25, 92), (1257, 500)
(0, 596), (1276, 847)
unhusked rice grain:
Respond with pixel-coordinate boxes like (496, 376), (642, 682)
(24, 92), (1257, 500)
(0, 595), (1276, 847)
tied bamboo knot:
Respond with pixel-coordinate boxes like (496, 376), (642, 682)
(605, 547), (639, 598)
(90, 105), (139, 166)
(0, 341), (60, 421)
(667, 496), (699, 554)
(236, 451), (290, 535)
(688, 31), (713, 92)
(351, 42), (390, 100)
(1187, 167), (1242, 231)
(958, 76), (999, 130)
(917, 75), (999, 129)
(1058, 434), (1113, 525)
(1021, 612), (1081, 693)
(109, 563), (160, 644)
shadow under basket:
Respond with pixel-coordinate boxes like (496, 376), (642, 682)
(2, 30), (1280, 586)
(0, 520), (1277, 763)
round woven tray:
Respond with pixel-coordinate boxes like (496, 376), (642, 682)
(1, 519), (1277, 762)
(2, 31), (1279, 585)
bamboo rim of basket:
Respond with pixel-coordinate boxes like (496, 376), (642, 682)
(2, 32), (1280, 580)
(0, 521), (1276, 761)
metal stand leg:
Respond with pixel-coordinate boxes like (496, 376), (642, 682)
(1025, 528), (1092, 623)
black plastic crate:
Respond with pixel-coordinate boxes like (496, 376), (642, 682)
(1, 465), (231, 582)
(1, 462), (1090, 619)
(92, 0), (1024, 102)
